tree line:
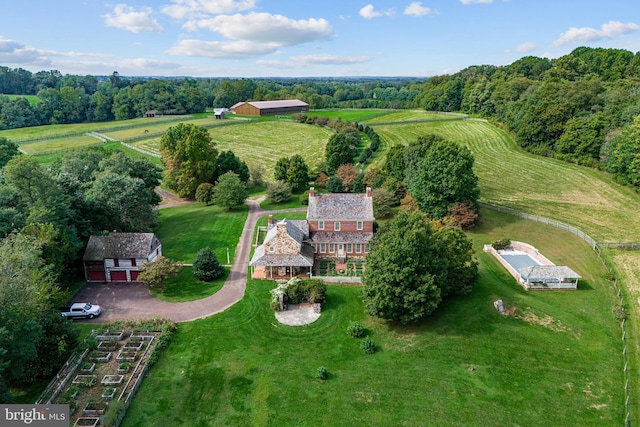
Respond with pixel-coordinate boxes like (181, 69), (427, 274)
(0, 68), (423, 130)
(415, 46), (640, 188)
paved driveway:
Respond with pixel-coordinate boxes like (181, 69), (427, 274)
(74, 201), (306, 323)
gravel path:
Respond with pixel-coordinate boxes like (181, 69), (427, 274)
(75, 199), (306, 323)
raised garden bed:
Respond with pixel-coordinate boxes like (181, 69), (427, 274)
(118, 363), (131, 374)
(72, 375), (97, 387)
(74, 417), (99, 427)
(129, 334), (153, 341)
(90, 351), (112, 363)
(82, 402), (107, 416)
(97, 340), (120, 350)
(80, 362), (95, 374)
(101, 375), (124, 386)
(124, 341), (144, 351)
(116, 350), (137, 362)
(102, 387), (117, 399)
(96, 330), (125, 341)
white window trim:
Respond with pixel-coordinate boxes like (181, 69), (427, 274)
(356, 243), (362, 253)
(318, 220), (324, 230)
(269, 246), (275, 253)
(329, 243), (335, 253)
(320, 243), (326, 253)
(347, 243), (352, 253)
(334, 221), (340, 231)
(357, 221), (363, 230)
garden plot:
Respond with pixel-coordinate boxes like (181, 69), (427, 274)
(36, 322), (174, 427)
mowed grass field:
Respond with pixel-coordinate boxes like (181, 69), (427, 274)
(18, 134), (102, 154)
(206, 121), (333, 179)
(122, 208), (621, 426)
(367, 116), (640, 242)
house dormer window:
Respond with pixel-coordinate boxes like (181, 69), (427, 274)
(357, 221), (363, 230)
(334, 222), (340, 231)
(114, 258), (119, 267)
(269, 246), (275, 253)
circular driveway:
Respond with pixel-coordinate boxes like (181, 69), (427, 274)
(74, 201), (306, 323)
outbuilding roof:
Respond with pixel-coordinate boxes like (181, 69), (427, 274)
(83, 233), (160, 261)
(230, 99), (308, 111)
(518, 265), (581, 279)
(307, 192), (374, 221)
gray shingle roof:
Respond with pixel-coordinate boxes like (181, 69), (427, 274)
(247, 99), (308, 109)
(309, 231), (373, 244)
(264, 220), (307, 245)
(83, 233), (160, 261)
(250, 244), (315, 267)
(518, 265), (581, 279)
(307, 192), (374, 221)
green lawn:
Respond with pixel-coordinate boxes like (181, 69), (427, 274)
(155, 203), (248, 265)
(2, 94), (41, 105)
(207, 121), (332, 180)
(151, 266), (228, 303)
(370, 118), (640, 242)
(122, 208), (621, 426)
(18, 134), (103, 154)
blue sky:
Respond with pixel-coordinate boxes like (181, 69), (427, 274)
(0, 0), (639, 77)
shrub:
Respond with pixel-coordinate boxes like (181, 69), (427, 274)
(347, 321), (366, 338)
(300, 190), (310, 205)
(305, 279), (326, 303)
(492, 239), (511, 250)
(193, 247), (225, 281)
(266, 180), (292, 204)
(315, 366), (328, 380)
(326, 176), (343, 193)
(361, 336), (376, 354)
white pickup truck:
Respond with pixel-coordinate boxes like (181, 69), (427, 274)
(60, 302), (102, 319)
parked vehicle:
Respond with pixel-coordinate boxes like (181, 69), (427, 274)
(60, 302), (102, 319)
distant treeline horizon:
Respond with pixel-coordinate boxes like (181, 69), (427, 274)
(2, 46), (640, 188)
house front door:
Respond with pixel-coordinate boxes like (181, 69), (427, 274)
(338, 244), (344, 257)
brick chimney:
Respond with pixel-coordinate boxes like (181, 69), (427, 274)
(366, 187), (372, 197)
(268, 214), (273, 226)
(309, 187), (315, 197)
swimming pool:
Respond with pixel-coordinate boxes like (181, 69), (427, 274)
(498, 251), (540, 271)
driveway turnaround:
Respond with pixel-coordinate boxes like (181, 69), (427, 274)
(74, 201), (306, 323)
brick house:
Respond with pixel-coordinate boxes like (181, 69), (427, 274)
(83, 232), (162, 282)
(249, 187), (374, 278)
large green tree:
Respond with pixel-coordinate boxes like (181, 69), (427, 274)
(211, 171), (248, 210)
(405, 139), (479, 220)
(160, 123), (218, 198)
(362, 210), (477, 323)
(0, 232), (78, 395)
(213, 150), (249, 183)
(325, 133), (354, 175)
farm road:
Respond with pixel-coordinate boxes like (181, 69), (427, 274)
(75, 199), (306, 323)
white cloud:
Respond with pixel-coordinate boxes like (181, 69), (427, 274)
(103, 4), (163, 33)
(167, 39), (280, 58)
(162, 0), (257, 20)
(507, 42), (537, 53)
(0, 36), (104, 67)
(404, 2), (431, 16)
(191, 12), (333, 46)
(359, 4), (394, 19)
(290, 54), (371, 65)
(257, 54), (371, 69)
(554, 20), (640, 46)
(459, 0), (493, 4)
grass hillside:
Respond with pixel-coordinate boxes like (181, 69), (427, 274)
(207, 121), (333, 179)
(368, 116), (640, 242)
(123, 208), (621, 426)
